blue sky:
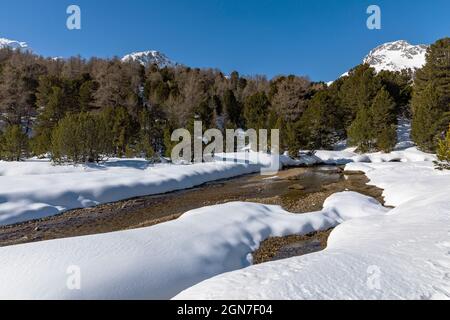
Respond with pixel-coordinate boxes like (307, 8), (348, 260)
(0, 0), (449, 81)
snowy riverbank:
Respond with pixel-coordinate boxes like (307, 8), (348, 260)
(1, 143), (448, 299)
(0, 191), (387, 299)
(0, 147), (434, 226)
(0, 154), (288, 226)
(174, 160), (450, 300)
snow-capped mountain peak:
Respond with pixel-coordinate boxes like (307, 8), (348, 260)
(331, 40), (429, 83)
(0, 37), (29, 51)
(363, 40), (428, 73)
(121, 50), (177, 68)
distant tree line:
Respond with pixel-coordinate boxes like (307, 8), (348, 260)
(0, 37), (448, 164)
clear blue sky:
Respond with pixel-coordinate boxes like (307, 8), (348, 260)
(1, 0), (449, 81)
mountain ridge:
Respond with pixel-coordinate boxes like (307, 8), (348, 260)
(363, 40), (427, 73)
(121, 50), (178, 68)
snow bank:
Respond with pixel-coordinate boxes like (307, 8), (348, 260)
(345, 161), (447, 207)
(301, 118), (435, 165)
(175, 162), (450, 300)
(303, 147), (435, 165)
(0, 154), (295, 226)
(0, 192), (386, 299)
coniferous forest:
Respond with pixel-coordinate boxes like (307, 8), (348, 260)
(0, 37), (449, 164)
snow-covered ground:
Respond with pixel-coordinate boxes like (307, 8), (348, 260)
(0, 192), (386, 299)
(0, 144), (435, 227)
(2, 117), (449, 300)
(175, 161), (450, 300)
(0, 154), (293, 226)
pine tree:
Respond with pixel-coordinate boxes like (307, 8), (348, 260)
(100, 106), (136, 157)
(377, 70), (412, 112)
(51, 113), (109, 164)
(223, 90), (241, 128)
(347, 107), (374, 152)
(371, 88), (397, 152)
(377, 126), (397, 153)
(243, 92), (269, 130)
(79, 80), (97, 112)
(137, 108), (160, 160)
(412, 38), (450, 152)
(0, 125), (29, 161)
(435, 124), (450, 170)
(33, 84), (66, 155)
(412, 84), (444, 151)
(285, 121), (301, 157)
(338, 64), (382, 127)
(193, 99), (214, 128)
(299, 90), (343, 150)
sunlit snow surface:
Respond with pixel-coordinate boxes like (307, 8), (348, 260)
(0, 191), (387, 299)
(175, 161), (450, 300)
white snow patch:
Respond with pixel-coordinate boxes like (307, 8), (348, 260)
(175, 161), (450, 300)
(0, 37), (29, 51)
(0, 154), (294, 226)
(0, 192), (386, 299)
(121, 50), (177, 68)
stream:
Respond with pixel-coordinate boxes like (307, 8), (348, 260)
(0, 166), (384, 262)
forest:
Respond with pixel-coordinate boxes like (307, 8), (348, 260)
(0, 38), (449, 165)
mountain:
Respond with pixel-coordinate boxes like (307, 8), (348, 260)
(121, 50), (178, 68)
(0, 37), (29, 51)
(363, 40), (428, 73)
(334, 40), (429, 82)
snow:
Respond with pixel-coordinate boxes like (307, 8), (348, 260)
(345, 161), (448, 207)
(0, 37), (29, 51)
(395, 117), (415, 150)
(298, 147), (435, 166)
(363, 40), (427, 73)
(334, 40), (428, 82)
(174, 161), (450, 300)
(121, 50), (177, 68)
(2, 114), (449, 300)
(0, 154), (295, 226)
(299, 119), (435, 165)
(0, 192), (386, 299)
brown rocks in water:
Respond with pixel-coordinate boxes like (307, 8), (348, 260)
(315, 167), (344, 174)
(288, 184), (305, 190)
(252, 229), (332, 265)
(343, 170), (366, 176)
